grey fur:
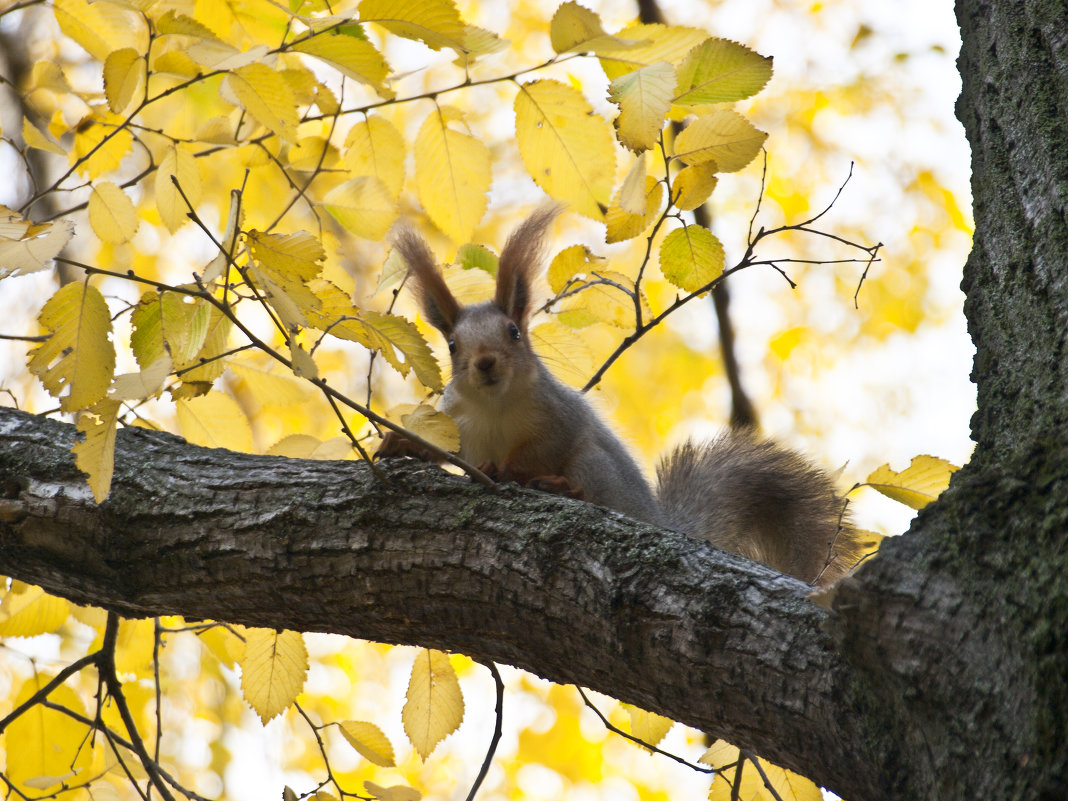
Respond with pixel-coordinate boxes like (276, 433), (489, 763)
(390, 211), (859, 585)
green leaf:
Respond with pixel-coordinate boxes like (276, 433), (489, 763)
(673, 38), (773, 105)
(659, 225), (724, 293)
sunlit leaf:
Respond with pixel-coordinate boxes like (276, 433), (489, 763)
(227, 63), (299, 143)
(176, 391), (254, 452)
(619, 152), (648, 215)
(267, 434), (353, 460)
(0, 586), (70, 637)
(608, 61), (675, 152)
(514, 79), (615, 220)
(343, 116), (406, 197)
(558, 269), (647, 329)
(156, 145), (202, 232)
(547, 244), (606, 294)
(673, 38), (773, 105)
(364, 781), (421, 801)
(605, 175), (663, 243)
(69, 113), (133, 178)
(865, 455), (960, 509)
(230, 361), (309, 407)
(54, 0), (145, 61)
(21, 118), (66, 156)
(324, 176), (399, 240)
(599, 22), (708, 81)
(89, 181), (139, 244)
(5, 677), (91, 791)
(625, 704), (674, 748)
(455, 243), (498, 275)
(72, 398), (121, 502)
(670, 162), (718, 210)
(659, 224), (724, 293)
(28, 282), (115, 412)
(673, 109), (767, 172)
(388, 403), (460, 452)
(239, 628), (309, 724)
(549, 1), (645, 55)
(334, 310), (443, 391)
(530, 321), (594, 386)
(291, 28), (393, 98)
(338, 720), (397, 767)
(103, 47), (145, 115)
(0, 206), (74, 277)
(111, 354), (172, 401)
(358, 0), (466, 52)
(414, 106), (490, 243)
(402, 648), (464, 760)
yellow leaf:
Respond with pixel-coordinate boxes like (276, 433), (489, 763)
(673, 109), (767, 172)
(605, 175), (663, 243)
(514, 79), (615, 220)
(291, 29), (393, 99)
(156, 145), (202, 232)
(324, 176), (399, 240)
(414, 106), (490, 243)
(402, 648), (464, 760)
(673, 38), (773, 105)
(865, 455), (960, 509)
(156, 9), (220, 39)
(111, 354), (171, 400)
(547, 244), (605, 294)
(239, 628), (309, 724)
(180, 306), (233, 388)
(114, 616), (155, 677)
(455, 243), (498, 275)
(0, 206), (74, 277)
(103, 48), (146, 115)
(452, 24), (506, 68)
(72, 398), (121, 502)
(359, 0), (466, 52)
(608, 61), (675, 152)
(188, 41), (271, 70)
(343, 116), (406, 197)
(670, 162), (718, 211)
(619, 152), (648, 214)
(389, 403), (460, 452)
(202, 189), (243, 283)
(549, 1), (645, 55)
(364, 781), (422, 801)
(29, 60), (72, 94)
(600, 23), (709, 81)
(559, 269), (646, 329)
(21, 118), (66, 156)
(625, 704), (673, 747)
(176, 391), (254, 452)
(230, 360), (309, 407)
(530, 321), (594, 386)
(54, 0), (145, 62)
(659, 225), (724, 293)
(338, 720), (397, 767)
(227, 62), (299, 143)
(290, 341), (318, 379)
(28, 282), (116, 412)
(0, 586), (70, 637)
(5, 677), (92, 792)
(89, 181), (139, 244)
(267, 434), (353, 460)
(321, 308), (442, 391)
(248, 230), (325, 282)
(69, 113), (134, 178)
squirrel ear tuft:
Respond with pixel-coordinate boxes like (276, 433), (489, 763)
(392, 225), (460, 334)
(495, 204), (562, 330)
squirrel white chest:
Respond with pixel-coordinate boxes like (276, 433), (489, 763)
(443, 382), (541, 465)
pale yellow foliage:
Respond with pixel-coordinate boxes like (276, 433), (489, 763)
(414, 106), (491, 243)
(625, 704), (674, 748)
(608, 61), (676, 152)
(324, 176), (400, 240)
(28, 282), (116, 412)
(338, 720), (397, 767)
(72, 399), (121, 502)
(386, 403), (460, 452)
(89, 181), (139, 244)
(176, 391), (254, 451)
(0, 206), (74, 276)
(673, 38), (773, 105)
(5, 677), (93, 793)
(103, 48), (146, 115)
(673, 109), (768, 172)
(239, 628), (309, 724)
(402, 648), (464, 760)
(514, 79), (616, 220)
(227, 63), (300, 143)
(0, 583), (71, 637)
(659, 225), (725, 293)
(156, 145), (202, 232)
(344, 116), (406, 197)
(865, 455), (961, 509)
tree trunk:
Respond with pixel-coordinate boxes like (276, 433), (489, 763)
(0, 0), (1066, 799)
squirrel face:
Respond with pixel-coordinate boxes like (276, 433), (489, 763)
(447, 302), (535, 398)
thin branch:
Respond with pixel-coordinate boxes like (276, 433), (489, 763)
(0, 651), (99, 734)
(465, 662), (505, 801)
(574, 686), (714, 774)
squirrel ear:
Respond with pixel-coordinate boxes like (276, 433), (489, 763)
(495, 204), (562, 330)
(393, 226), (460, 334)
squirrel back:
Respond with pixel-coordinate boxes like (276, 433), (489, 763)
(387, 210), (859, 585)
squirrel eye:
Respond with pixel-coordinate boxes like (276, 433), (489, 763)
(508, 323), (521, 341)
(447, 338), (457, 354)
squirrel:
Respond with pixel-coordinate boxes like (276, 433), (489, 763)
(377, 207), (860, 586)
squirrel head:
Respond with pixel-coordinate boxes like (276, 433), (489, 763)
(394, 206), (561, 398)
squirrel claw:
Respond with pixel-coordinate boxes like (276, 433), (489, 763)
(375, 432), (436, 462)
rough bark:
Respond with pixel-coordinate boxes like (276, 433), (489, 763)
(0, 0), (1066, 799)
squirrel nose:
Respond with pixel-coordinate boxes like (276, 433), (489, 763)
(475, 355), (496, 373)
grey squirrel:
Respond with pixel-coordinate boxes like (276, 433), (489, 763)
(378, 208), (860, 585)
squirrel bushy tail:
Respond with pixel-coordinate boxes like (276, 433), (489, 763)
(384, 210), (860, 586)
(657, 432), (858, 585)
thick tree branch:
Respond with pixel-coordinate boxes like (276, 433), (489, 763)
(0, 406), (873, 797)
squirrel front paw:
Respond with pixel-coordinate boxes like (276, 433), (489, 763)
(526, 475), (585, 500)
